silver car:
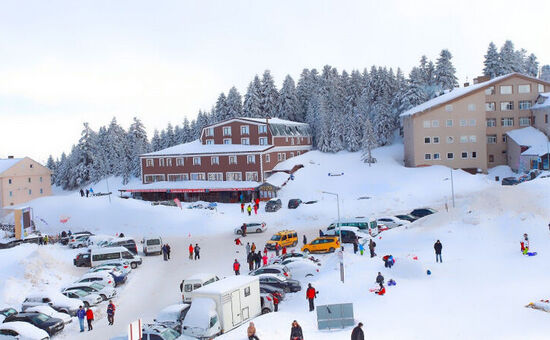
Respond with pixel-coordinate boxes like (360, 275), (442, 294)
(62, 282), (116, 301)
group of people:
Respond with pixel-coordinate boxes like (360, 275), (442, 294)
(79, 187), (94, 197)
(161, 243), (172, 261)
(246, 319), (365, 340)
(76, 300), (116, 332)
(241, 196), (261, 216)
(188, 243), (201, 260)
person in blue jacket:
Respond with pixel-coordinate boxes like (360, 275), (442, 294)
(77, 306), (86, 332)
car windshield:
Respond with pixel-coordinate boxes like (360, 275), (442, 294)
(161, 328), (180, 340)
(90, 283), (104, 290)
(72, 290), (88, 297)
(270, 235), (281, 241)
(147, 239), (161, 245)
(1, 308), (16, 317)
(31, 313), (50, 323)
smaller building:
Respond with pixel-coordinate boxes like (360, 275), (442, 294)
(531, 92), (550, 137)
(0, 157), (52, 208)
(505, 127), (549, 172)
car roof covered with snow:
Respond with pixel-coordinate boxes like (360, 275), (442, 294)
(156, 303), (190, 322)
(0, 321), (49, 339)
(192, 276), (258, 295)
(184, 273), (218, 282)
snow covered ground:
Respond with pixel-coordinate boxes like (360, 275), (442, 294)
(2, 144), (550, 339)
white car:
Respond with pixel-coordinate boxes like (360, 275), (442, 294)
(61, 289), (102, 307)
(154, 303), (190, 331)
(68, 235), (91, 249)
(249, 264), (292, 279)
(25, 306), (72, 325)
(62, 282), (116, 301)
(0, 321), (49, 340)
(75, 271), (115, 287)
(376, 217), (410, 229)
(88, 235), (115, 248)
(234, 222), (267, 235)
(0, 305), (17, 324)
(280, 258), (320, 278)
(93, 261), (132, 275)
(21, 291), (81, 316)
(88, 265), (126, 277)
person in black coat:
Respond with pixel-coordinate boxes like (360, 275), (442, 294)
(303, 235), (307, 245)
(247, 252), (255, 271)
(255, 251), (262, 269)
(376, 272), (384, 287)
(290, 320), (303, 340)
(351, 322), (364, 340)
(434, 240), (443, 263)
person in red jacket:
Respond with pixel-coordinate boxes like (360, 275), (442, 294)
(262, 254), (268, 266)
(233, 259), (241, 275)
(255, 198), (260, 208)
(306, 283), (317, 311)
(86, 307), (94, 331)
(253, 204), (258, 214)
(282, 246), (287, 255)
(376, 284), (386, 296)
(188, 244), (194, 260)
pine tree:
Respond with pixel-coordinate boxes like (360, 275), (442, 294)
(165, 123), (176, 147)
(372, 102), (394, 146)
(195, 110), (210, 138)
(243, 75), (262, 117)
(46, 155), (57, 184)
(226, 87), (243, 118)
(277, 75), (300, 120)
(151, 129), (162, 151)
(214, 93), (228, 121)
(182, 117), (192, 142)
(524, 53), (539, 77)
(361, 118), (377, 166)
(72, 122), (98, 188)
(127, 117), (150, 179)
(434, 49), (458, 91)
(498, 40), (517, 75)
(259, 70), (279, 117)
(296, 68), (318, 122)
(483, 42), (500, 78)
(54, 152), (68, 188)
(541, 65), (550, 82)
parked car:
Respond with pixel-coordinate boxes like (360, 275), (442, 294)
(142, 237), (163, 256)
(92, 261), (132, 275)
(4, 313), (64, 336)
(409, 208), (437, 219)
(258, 274), (301, 293)
(106, 237), (139, 255)
(90, 246), (142, 269)
(394, 214), (417, 222)
(60, 231), (92, 246)
(0, 306), (17, 323)
(0, 321), (50, 340)
(280, 258), (320, 278)
(287, 199), (302, 209)
(111, 324), (181, 340)
(265, 199), (282, 212)
(21, 292), (81, 316)
(502, 177), (520, 186)
(24, 306), (71, 325)
(259, 286), (285, 301)
(322, 227), (369, 244)
(88, 266), (128, 286)
(265, 230), (298, 250)
(62, 282), (116, 301)
(69, 235), (91, 249)
(73, 252), (91, 267)
(154, 303), (190, 332)
(180, 273), (220, 303)
(269, 252), (312, 264)
(376, 217), (409, 229)
(260, 292), (275, 314)
(61, 289), (102, 307)
(74, 271), (116, 287)
(249, 264), (291, 279)
(326, 218), (379, 236)
(234, 222), (267, 235)
(301, 236), (340, 254)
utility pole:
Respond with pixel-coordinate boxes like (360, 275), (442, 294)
(322, 191), (344, 283)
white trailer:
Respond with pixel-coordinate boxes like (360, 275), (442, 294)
(182, 276), (261, 339)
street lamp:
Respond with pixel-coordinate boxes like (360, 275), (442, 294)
(322, 191), (344, 283)
(443, 167), (455, 209)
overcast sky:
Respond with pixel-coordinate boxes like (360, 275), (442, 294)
(1, 0), (549, 162)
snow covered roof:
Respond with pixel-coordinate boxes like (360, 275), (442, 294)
(184, 273), (218, 282)
(242, 117), (308, 126)
(121, 180), (261, 192)
(142, 140), (269, 157)
(264, 172), (290, 188)
(0, 158), (23, 175)
(505, 127), (548, 147)
(400, 73), (545, 118)
(193, 276), (258, 295)
(522, 142), (550, 156)
(532, 92), (550, 110)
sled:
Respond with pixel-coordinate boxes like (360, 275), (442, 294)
(526, 300), (550, 312)
(328, 172), (344, 176)
(527, 252), (537, 256)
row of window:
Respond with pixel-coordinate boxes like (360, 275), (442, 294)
(486, 117), (531, 128)
(205, 125), (268, 137)
(486, 100), (532, 112)
(8, 188), (44, 197)
(206, 137), (269, 145)
(487, 134), (512, 144)
(485, 84), (545, 96)
(424, 151), (478, 161)
(145, 151), (299, 168)
(144, 171), (260, 183)
(424, 135), (477, 144)
(7, 177), (43, 184)
(423, 119), (477, 128)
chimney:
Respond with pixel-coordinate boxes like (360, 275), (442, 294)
(464, 82), (470, 87)
(7, 155), (14, 159)
(473, 75), (490, 84)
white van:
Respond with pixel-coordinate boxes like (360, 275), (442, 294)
(90, 246), (142, 269)
(180, 273), (220, 303)
(327, 217), (380, 236)
(142, 237), (163, 256)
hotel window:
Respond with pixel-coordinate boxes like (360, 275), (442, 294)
(8, 179), (12, 184)
(206, 139), (214, 145)
(226, 172), (242, 181)
(460, 119), (467, 127)
(229, 156), (237, 164)
(446, 119), (453, 127)
(259, 137), (268, 145)
(431, 120), (439, 127)
(433, 153), (440, 160)
(447, 152), (454, 160)
(489, 155), (494, 162)
(9, 191), (12, 197)
(487, 135), (497, 144)
(519, 100), (531, 110)
(539, 84), (545, 93)
(208, 173), (223, 181)
(485, 102), (496, 111)
(461, 152), (468, 159)
(190, 173), (205, 181)
(519, 117), (531, 127)
(502, 135), (507, 143)
(424, 153), (431, 160)
(469, 135), (477, 143)
(501, 118), (514, 127)
(423, 120), (431, 128)
(468, 104), (476, 111)
(433, 136), (440, 144)
(424, 137), (431, 144)
(145, 158), (153, 167)
(223, 126), (232, 136)
(486, 119), (496, 127)
(446, 136), (454, 144)
(205, 127), (214, 136)
(40, 189), (43, 194)
(168, 174), (189, 181)
(40, 177), (42, 183)
(166, 158), (172, 167)
(500, 101), (513, 111)
(144, 174), (165, 183)
(223, 138), (231, 145)
(28, 189), (32, 195)
(460, 136), (468, 143)
(500, 85), (512, 94)
(278, 153), (287, 161)
(176, 158), (184, 166)
(246, 172), (259, 181)
(28, 177), (31, 183)
(247, 155), (256, 164)
(258, 125), (268, 134)
(241, 125), (250, 135)
(193, 157), (201, 165)
(291, 138), (295, 145)
(471, 151), (477, 159)
(265, 154), (270, 163)
(485, 86), (495, 95)
(469, 119), (476, 126)
(159, 158), (165, 167)
(290, 152), (295, 158)
(211, 156), (219, 165)
(241, 138), (250, 145)
(518, 84), (531, 93)
(445, 104), (453, 112)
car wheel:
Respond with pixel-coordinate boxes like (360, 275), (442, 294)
(306, 273), (314, 277)
(100, 294), (107, 300)
(131, 262), (138, 269)
(303, 249), (310, 254)
(329, 247), (335, 253)
(83, 301), (90, 308)
(256, 229), (262, 233)
(236, 230), (242, 235)
(284, 287), (290, 293)
(261, 308), (271, 314)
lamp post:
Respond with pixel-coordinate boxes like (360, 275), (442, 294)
(322, 191), (344, 283)
(443, 167), (455, 209)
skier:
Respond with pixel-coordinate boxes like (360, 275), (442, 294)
(434, 240), (443, 263)
(290, 320), (303, 340)
(303, 235), (307, 246)
(351, 322), (364, 340)
(251, 242), (256, 253)
(376, 272), (384, 286)
(247, 205), (252, 216)
(241, 202), (245, 213)
(86, 307), (94, 331)
(353, 238), (358, 254)
(166, 244), (171, 260)
(107, 300), (116, 325)
(253, 204), (258, 215)
(188, 244), (194, 260)
(247, 322), (259, 340)
(255, 251), (262, 269)
(369, 239), (376, 258)
(77, 306), (86, 332)
(358, 243), (364, 256)
(234, 259), (241, 275)
(282, 246), (287, 255)
(306, 283), (317, 312)
(521, 233), (529, 255)
(246, 242), (251, 255)
(194, 243), (201, 260)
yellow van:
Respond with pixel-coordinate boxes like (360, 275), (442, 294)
(301, 236), (340, 254)
(265, 230), (298, 250)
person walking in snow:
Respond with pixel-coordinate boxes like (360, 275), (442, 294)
(290, 320), (304, 340)
(353, 238), (358, 254)
(89, 187), (94, 195)
(262, 254), (268, 266)
(162, 244), (168, 261)
(521, 233), (529, 255)
(369, 239), (376, 258)
(275, 243), (280, 256)
(166, 244), (171, 260)
(247, 321), (259, 340)
(235, 238), (242, 246)
(246, 242), (251, 255)
(376, 272), (384, 287)
(188, 244), (194, 260)
(251, 242), (256, 253)
(282, 246), (287, 255)
(77, 306), (86, 332)
(255, 197), (260, 208)
(86, 307), (94, 331)
(241, 202), (245, 213)
(247, 205), (252, 216)
(351, 322), (364, 340)
(80, 189), (84, 197)
(253, 204), (258, 215)
(255, 251), (262, 269)
(247, 251), (255, 271)
(303, 235), (307, 246)
(85, 189), (89, 197)
(306, 283), (318, 312)
(194, 244), (200, 260)
(107, 300), (115, 325)
(234, 259), (241, 275)
(434, 240), (443, 263)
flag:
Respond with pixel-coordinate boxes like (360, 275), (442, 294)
(174, 198), (182, 209)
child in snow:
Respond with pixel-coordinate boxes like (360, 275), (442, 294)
(358, 243), (364, 256)
(521, 233), (529, 255)
(247, 205), (252, 216)
(375, 284), (386, 295)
